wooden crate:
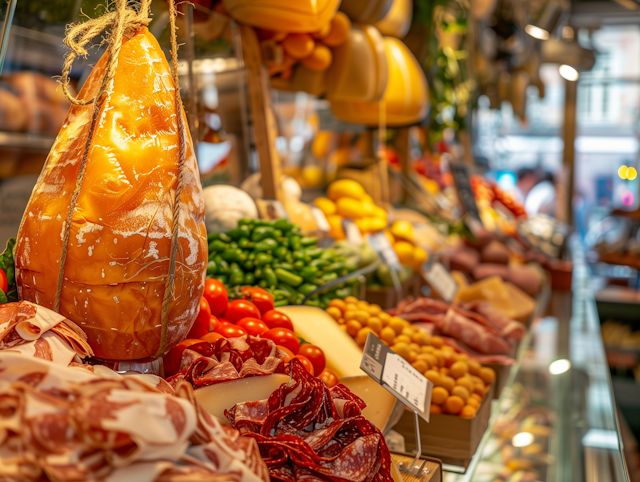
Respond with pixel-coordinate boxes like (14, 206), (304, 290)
(365, 274), (423, 310)
(393, 381), (493, 469)
(390, 452), (442, 482)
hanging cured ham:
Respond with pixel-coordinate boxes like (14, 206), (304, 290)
(14, 27), (207, 361)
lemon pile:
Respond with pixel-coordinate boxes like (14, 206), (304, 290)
(326, 296), (496, 418)
(385, 220), (428, 272)
(314, 179), (388, 239)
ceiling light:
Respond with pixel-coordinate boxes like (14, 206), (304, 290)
(526, 1), (563, 40)
(559, 64), (579, 81)
(512, 432), (535, 447)
(549, 359), (571, 375)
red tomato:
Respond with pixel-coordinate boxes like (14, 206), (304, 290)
(204, 278), (228, 317)
(163, 339), (201, 377)
(262, 327), (300, 354)
(201, 332), (225, 344)
(208, 315), (221, 333)
(276, 345), (295, 362)
(224, 299), (260, 323)
(298, 344), (326, 375)
(294, 355), (314, 376)
(0, 268), (7, 293)
(318, 368), (339, 388)
(215, 324), (248, 338)
(236, 317), (269, 336)
(186, 297), (212, 339)
(240, 286), (275, 315)
(261, 310), (294, 331)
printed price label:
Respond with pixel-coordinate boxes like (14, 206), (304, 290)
(342, 219), (364, 246)
(449, 161), (483, 225)
(310, 206), (331, 233)
(366, 232), (400, 268)
(360, 332), (432, 421)
(422, 260), (458, 304)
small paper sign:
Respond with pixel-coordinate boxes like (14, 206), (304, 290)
(310, 206), (331, 233)
(256, 199), (289, 221)
(361, 332), (433, 421)
(449, 161), (483, 225)
(342, 219), (363, 246)
(422, 260), (458, 304)
(366, 232), (400, 269)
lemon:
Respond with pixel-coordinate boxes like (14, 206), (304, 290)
(394, 241), (415, 266)
(390, 220), (414, 242)
(327, 179), (365, 201)
(302, 165), (323, 187)
(336, 197), (365, 219)
(327, 214), (345, 240)
(412, 246), (428, 271)
(314, 197), (336, 216)
(368, 217), (387, 232)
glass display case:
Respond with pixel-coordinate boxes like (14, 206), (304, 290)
(446, 240), (629, 482)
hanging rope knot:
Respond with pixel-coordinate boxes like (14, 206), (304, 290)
(60, 0), (153, 106)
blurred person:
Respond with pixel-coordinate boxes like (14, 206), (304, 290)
(517, 168), (557, 217)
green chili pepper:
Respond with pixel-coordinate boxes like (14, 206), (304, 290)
(284, 252), (294, 264)
(228, 264), (244, 286)
(206, 260), (217, 275)
(263, 265), (278, 287)
(321, 272), (338, 283)
(273, 218), (294, 232)
(208, 240), (228, 253)
(238, 218), (254, 226)
(298, 283), (318, 296)
(222, 248), (246, 263)
(259, 279), (268, 288)
(216, 274), (228, 284)
(248, 252), (256, 261)
(253, 220), (273, 227)
(275, 268), (303, 287)
(290, 235), (301, 250)
(243, 259), (254, 271)
(254, 267), (263, 279)
(251, 226), (276, 242)
(254, 239), (279, 252)
(244, 272), (255, 285)
(213, 256), (229, 274)
(207, 233), (221, 242)
(293, 260), (304, 270)
(304, 299), (321, 307)
(273, 229), (283, 238)
(274, 246), (288, 260)
(325, 262), (345, 273)
(300, 266), (318, 282)
(292, 250), (305, 261)
(336, 287), (353, 298)
(227, 225), (251, 241)
(256, 253), (273, 267)
(273, 289), (290, 300)
(229, 242), (238, 249)
(304, 248), (323, 259)
(300, 236), (318, 247)
(217, 233), (231, 243)
(320, 294), (333, 306)
(238, 238), (254, 249)
(310, 259), (330, 269)
(274, 299), (289, 307)
(320, 249), (335, 260)
(277, 237), (290, 248)
(275, 262), (294, 271)
(277, 282), (298, 302)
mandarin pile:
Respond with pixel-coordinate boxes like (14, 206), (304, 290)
(325, 296), (496, 418)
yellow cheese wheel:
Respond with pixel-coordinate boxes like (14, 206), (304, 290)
(325, 24), (388, 103)
(374, 0), (413, 39)
(222, 0), (340, 33)
(330, 37), (428, 127)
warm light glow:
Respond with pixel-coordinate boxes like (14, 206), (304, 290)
(559, 65), (579, 81)
(619, 165), (629, 179)
(628, 167), (638, 180)
(549, 359), (571, 375)
(525, 24), (550, 40)
(512, 432), (535, 447)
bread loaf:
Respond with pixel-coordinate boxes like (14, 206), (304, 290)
(15, 27), (207, 361)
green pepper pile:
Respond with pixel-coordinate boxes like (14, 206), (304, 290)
(206, 219), (358, 308)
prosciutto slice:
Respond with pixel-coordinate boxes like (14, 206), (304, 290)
(0, 301), (93, 365)
(438, 308), (513, 355)
(226, 359), (393, 482)
(167, 336), (286, 389)
(463, 300), (526, 339)
(0, 352), (268, 482)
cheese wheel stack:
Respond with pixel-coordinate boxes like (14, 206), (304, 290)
(15, 27), (207, 361)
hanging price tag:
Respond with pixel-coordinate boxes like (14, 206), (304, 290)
(342, 219), (363, 246)
(310, 206), (331, 233)
(361, 332), (433, 422)
(366, 232), (400, 269)
(422, 260), (458, 304)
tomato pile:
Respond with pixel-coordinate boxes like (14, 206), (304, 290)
(164, 278), (338, 385)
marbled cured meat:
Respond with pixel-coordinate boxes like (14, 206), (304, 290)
(0, 352), (269, 482)
(15, 27), (207, 361)
(226, 358), (393, 482)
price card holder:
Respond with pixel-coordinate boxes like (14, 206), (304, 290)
(361, 332), (434, 476)
(256, 199), (288, 221)
(366, 232), (403, 301)
(342, 219), (363, 246)
(310, 206), (331, 234)
(421, 259), (458, 304)
(449, 161), (483, 226)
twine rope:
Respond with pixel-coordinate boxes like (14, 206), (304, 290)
(55, 0), (188, 359)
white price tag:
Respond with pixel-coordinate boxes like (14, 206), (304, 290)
(366, 232), (400, 268)
(422, 261), (458, 304)
(342, 219), (363, 246)
(360, 332), (433, 421)
(382, 353), (428, 413)
(310, 206), (331, 233)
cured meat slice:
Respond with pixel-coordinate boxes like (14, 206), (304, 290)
(438, 309), (513, 355)
(226, 359), (393, 482)
(464, 300), (526, 339)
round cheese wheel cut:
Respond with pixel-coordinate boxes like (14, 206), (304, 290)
(15, 27), (207, 361)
